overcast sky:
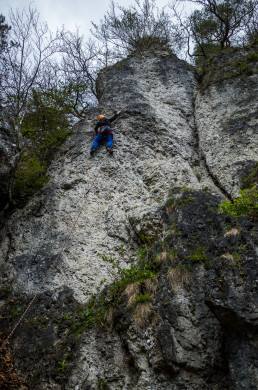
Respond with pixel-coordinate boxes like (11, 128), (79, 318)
(1, 0), (173, 38)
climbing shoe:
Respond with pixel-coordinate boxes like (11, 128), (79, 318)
(90, 148), (96, 156)
(106, 147), (113, 155)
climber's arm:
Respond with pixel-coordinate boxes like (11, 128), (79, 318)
(94, 122), (100, 133)
(109, 111), (122, 123)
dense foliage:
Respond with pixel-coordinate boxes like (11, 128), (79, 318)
(13, 88), (73, 200)
(189, 0), (257, 57)
(218, 186), (258, 220)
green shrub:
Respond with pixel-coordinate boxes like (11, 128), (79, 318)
(13, 87), (73, 201)
(246, 51), (258, 62)
(134, 293), (152, 304)
(109, 263), (156, 293)
(97, 378), (109, 390)
(234, 58), (248, 73)
(189, 246), (209, 267)
(21, 88), (72, 162)
(179, 196), (195, 207)
(218, 186), (258, 220)
(131, 35), (170, 52)
(199, 45), (258, 90)
(14, 155), (48, 197)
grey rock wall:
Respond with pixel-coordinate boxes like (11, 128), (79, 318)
(195, 49), (258, 197)
(0, 48), (257, 390)
(64, 190), (257, 390)
(0, 49), (217, 303)
(0, 109), (17, 213)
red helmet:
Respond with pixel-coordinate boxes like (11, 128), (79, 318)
(98, 115), (105, 121)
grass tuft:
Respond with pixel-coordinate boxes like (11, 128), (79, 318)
(124, 282), (141, 307)
(133, 302), (153, 328)
(167, 268), (189, 289)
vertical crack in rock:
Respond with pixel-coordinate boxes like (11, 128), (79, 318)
(191, 96), (234, 201)
(195, 49), (258, 197)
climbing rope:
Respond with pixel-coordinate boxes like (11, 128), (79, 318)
(0, 188), (90, 352)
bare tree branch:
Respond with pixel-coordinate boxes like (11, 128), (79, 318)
(0, 6), (62, 148)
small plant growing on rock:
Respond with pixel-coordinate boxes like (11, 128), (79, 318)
(232, 251), (243, 263)
(57, 358), (67, 372)
(155, 249), (178, 263)
(224, 228), (240, 237)
(14, 155), (49, 198)
(179, 196), (195, 207)
(134, 293), (152, 304)
(189, 246), (209, 268)
(218, 185), (258, 220)
(97, 378), (109, 389)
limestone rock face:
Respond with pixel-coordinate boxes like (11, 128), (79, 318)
(0, 48), (257, 390)
(65, 190), (257, 390)
(0, 109), (16, 212)
(195, 49), (258, 197)
(0, 50), (216, 303)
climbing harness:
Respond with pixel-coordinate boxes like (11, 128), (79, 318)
(99, 125), (113, 134)
(0, 189), (90, 352)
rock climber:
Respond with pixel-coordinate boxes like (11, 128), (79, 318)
(90, 111), (122, 156)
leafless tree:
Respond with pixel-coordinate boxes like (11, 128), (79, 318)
(91, 0), (176, 64)
(60, 29), (98, 104)
(0, 5), (62, 149)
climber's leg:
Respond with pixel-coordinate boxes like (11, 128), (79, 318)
(106, 133), (113, 150)
(91, 133), (104, 150)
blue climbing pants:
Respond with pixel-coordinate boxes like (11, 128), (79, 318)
(92, 132), (113, 150)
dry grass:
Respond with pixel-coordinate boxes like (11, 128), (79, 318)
(166, 200), (177, 214)
(133, 302), (153, 328)
(151, 313), (163, 327)
(144, 277), (158, 295)
(0, 333), (28, 389)
(156, 250), (177, 263)
(104, 306), (115, 326)
(156, 251), (169, 262)
(221, 253), (234, 261)
(167, 268), (189, 290)
(224, 228), (240, 237)
(221, 252), (242, 266)
(124, 282), (141, 307)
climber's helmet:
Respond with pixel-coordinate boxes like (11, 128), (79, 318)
(98, 115), (106, 121)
